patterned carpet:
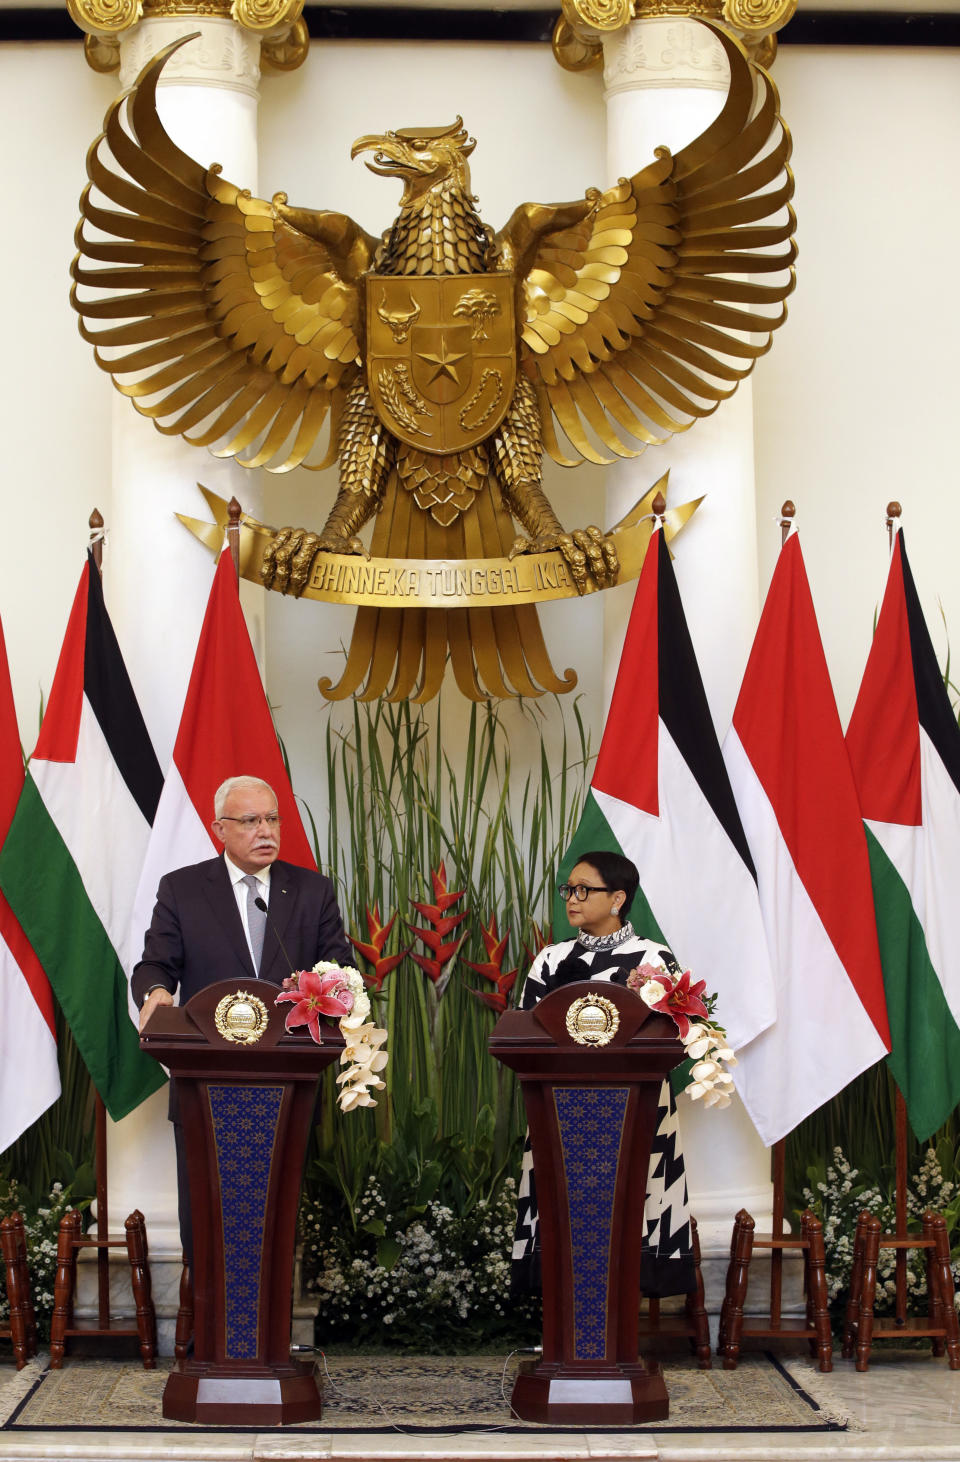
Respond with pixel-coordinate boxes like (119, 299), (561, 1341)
(0, 1352), (848, 1433)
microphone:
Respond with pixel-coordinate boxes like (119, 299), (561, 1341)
(254, 895), (296, 983)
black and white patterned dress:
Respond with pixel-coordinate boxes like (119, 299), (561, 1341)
(511, 923), (695, 1298)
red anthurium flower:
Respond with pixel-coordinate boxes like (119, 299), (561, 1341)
(649, 969), (709, 1040)
(406, 865), (469, 985)
(349, 904), (409, 991)
(275, 969), (355, 1043)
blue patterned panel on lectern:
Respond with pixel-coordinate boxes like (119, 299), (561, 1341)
(553, 1086), (629, 1361)
(207, 1083), (284, 1360)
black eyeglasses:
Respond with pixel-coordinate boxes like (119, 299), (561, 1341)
(559, 882), (613, 903)
(217, 813), (282, 828)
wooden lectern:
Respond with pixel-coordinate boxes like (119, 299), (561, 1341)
(141, 978), (343, 1425)
(490, 980), (683, 1426)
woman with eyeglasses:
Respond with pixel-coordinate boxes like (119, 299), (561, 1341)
(511, 849), (695, 1301)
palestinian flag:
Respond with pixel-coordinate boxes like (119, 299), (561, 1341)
(846, 530), (960, 1140)
(556, 527), (776, 1055)
(0, 554), (165, 1122)
(0, 616), (60, 1153)
(723, 532), (890, 1145)
(129, 549), (316, 975)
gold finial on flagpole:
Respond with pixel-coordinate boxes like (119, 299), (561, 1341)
(779, 500), (795, 548)
(228, 498), (242, 581)
(886, 501), (902, 553)
(88, 508), (104, 575)
(651, 490), (667, 527)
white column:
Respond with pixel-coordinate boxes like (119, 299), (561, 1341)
(601, 18), (774, 1258)
(108, 16), (266, 768)
(100, 16), (265, 1287)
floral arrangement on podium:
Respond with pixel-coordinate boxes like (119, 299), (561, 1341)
(627, 962), (737, 1108)
(275, 962), (388, 1111)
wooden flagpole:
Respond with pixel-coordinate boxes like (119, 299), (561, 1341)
(884, 499), (910, 1326)
(88, 509), (113, 1332)
(767, 500), (796, 1328)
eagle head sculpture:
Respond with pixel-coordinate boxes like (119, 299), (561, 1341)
(351, 119), (478, 203)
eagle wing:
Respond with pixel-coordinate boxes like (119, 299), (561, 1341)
(507, 23), (796, 467)
(71, 35), (375, 473)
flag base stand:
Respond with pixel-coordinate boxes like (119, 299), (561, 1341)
(841, 1209), (960, 1371)
(716, 1206), (833, 1371)
(48, 1203), (157, 1369)
(0, 1214), (39, 1369)
(841, 1091), (960, 1372)
(47, 1092), (156, 1370)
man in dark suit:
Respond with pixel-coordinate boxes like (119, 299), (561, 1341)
(132, 773), (352, 1267)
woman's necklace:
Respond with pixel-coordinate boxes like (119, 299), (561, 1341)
(576, 921), (635, 953)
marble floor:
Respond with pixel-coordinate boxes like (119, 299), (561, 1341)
(0, 1350), (958, 1462)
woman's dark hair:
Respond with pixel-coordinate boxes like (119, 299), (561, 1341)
(572, 850), (639, 922)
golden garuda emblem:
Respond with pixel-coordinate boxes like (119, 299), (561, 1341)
(71, 24), (795, 702)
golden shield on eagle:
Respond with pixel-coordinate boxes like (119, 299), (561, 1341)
(366, 274), (516, 453)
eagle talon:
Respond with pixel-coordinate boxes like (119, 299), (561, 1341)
(508, 525), (618, 595)
(316, 532), (369, 561)
(261, 526), (322, 597)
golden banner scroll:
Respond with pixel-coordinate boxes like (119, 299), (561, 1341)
(177, 474), (702, 611)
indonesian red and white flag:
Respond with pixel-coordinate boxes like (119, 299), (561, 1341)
(723, 532), (890, 1144)
(0, 616), (60, 1151)
(128, 550), (316, 994)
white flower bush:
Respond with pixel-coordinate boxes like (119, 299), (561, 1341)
(299, 1175), (539, 1347)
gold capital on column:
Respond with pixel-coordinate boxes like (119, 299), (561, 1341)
(722, 0), (797, 64)
(67, 0), (307, 72)
(553, 0), (794, 71)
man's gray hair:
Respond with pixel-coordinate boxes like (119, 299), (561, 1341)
(214, 776), (278, 819)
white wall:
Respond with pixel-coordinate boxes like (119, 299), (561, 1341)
(0, 44), (114, 739)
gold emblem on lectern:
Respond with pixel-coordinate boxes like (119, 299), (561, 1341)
(566, 994), (620, 1047)
(214, 991), (269, 1045)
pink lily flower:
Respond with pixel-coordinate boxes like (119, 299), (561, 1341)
(648, 969), (709, 1040)
(275, 968), (355, 1044)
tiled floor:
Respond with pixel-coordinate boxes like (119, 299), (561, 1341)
(0, 1350), (958, 1462)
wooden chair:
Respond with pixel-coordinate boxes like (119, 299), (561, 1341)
(0, 1213), (38, 1369)
(717, 1207), (832, 1371)
(842, 1209), (960, 1372)
(48, 1207), (157, 1369)
(638, 1215), (712, 1368)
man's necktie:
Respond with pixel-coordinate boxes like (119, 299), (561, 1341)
(243, 874), (267, 974)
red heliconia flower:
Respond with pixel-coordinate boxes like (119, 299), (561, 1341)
(465, 915), (519, 1015)
(275, 969), (355, 1044)
(522, 922), (552, 968)
(649, 969), (709, 1040)
(408, 923), (468, 983)
(349, 904), (410, 992)
(406, 864), (469, 984)
(429, 862), (465, 912)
